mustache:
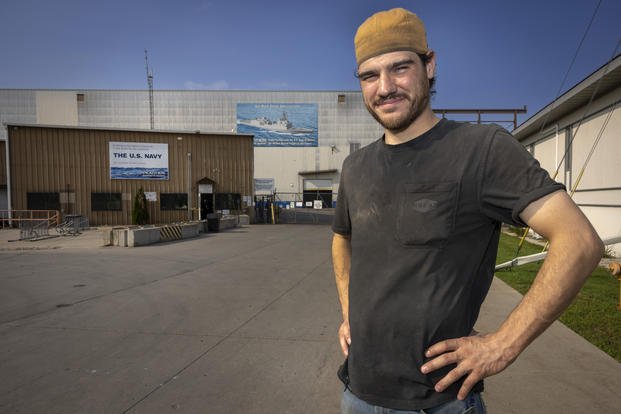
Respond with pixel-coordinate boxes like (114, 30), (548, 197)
(374, 93), (409, 106)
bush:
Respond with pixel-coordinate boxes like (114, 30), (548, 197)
(131, 188), (149, 225)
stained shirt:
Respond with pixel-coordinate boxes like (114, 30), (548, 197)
(332, 119), (564, 410)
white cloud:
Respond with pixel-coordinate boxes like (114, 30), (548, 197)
(260, 81), (289, 89)
(208, 80), (229, 90)
(184, 80), (229, 90)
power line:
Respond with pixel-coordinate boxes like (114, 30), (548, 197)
(535, 0), (603, 137)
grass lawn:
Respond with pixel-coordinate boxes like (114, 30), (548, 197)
(495, 231), (621, 362)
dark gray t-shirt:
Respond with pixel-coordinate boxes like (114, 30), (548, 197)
(332, 119), (564, 410)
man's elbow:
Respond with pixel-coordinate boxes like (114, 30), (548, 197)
(584, 230), (604, 265)
(569, 225), (605, 272)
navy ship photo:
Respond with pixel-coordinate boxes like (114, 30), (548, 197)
(237, 112), (314, 134)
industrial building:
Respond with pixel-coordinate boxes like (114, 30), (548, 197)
(0, 90), (384, 211)
(3, 124), (253, 226)
(513, 53), (621, 254)
(1, 54), (618, 238)
(0, 89), (527, 214)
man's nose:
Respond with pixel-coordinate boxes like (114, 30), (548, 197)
(378, 72), (397, 97)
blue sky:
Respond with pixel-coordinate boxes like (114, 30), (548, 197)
(1, 0), (619, 125)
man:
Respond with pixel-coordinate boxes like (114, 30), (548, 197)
(332, 8), (603, 414)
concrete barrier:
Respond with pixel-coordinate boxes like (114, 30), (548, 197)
(180, 223), (200, 238)
(112, 228), (128, 247)
(238, 215), (250, 226)
(102, 220), (225, 248)
(101, 228), (114, 246)
(128, 227), (160, 247)
(219, 216), (239, 231)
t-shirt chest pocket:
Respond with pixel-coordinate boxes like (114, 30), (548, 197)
(395, 182), (459, 248)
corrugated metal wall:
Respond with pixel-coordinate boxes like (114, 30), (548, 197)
(0, 89), (385, 198)
(0, 140), (6, 186)
(7, 125), (253, 225)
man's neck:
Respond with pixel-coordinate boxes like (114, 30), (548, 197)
(384, 109), (440, 145)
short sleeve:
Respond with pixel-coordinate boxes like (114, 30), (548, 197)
(332, 163), (352, 235)
(479, 128), (565, 226)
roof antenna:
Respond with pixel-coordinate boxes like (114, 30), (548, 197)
(145, 49), (154, 130)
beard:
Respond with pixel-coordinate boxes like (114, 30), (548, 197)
(364, 84), (431, 134)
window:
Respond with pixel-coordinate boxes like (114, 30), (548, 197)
(350, 142), (361, 154)
(27, 192), (60, 210)
(76, 93), (85, 102)
(337, 94), (346, 103)
(91, 193), (122, 211)
(160, 193), (188, 210)
(215, 193), (241, 211)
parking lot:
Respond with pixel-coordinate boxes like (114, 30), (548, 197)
(1, 225), (620, 413)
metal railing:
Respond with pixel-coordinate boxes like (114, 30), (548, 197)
(55, 214), (90, 236)
(19, 220), (52, 240)
(274, 191), (337, 209)
(0, 210), (61, 229)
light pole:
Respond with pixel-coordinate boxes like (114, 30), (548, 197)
(187, 152), (192, 221)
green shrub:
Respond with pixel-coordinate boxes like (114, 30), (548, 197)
(131, 187), (149, 225)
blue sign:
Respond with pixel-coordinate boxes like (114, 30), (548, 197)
(237, 103), (318, 147)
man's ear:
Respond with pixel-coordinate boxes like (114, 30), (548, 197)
(426, 50), (436, 80)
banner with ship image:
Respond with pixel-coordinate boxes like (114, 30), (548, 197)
(237, 103), (318, 147)
(109, 142), (169, 180)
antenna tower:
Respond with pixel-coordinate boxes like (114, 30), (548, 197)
(144, 49), (154, 129)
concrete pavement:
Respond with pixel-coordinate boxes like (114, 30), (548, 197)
(0, 225), (620, 413)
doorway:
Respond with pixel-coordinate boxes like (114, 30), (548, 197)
(302, 179), (333, 208)
(198, 181), (215, 220)
(200, 193), (214, 219)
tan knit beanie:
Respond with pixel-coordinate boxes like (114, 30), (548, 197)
(354, 8), (429, 66)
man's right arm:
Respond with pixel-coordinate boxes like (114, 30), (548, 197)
(332, 232), (352, 357)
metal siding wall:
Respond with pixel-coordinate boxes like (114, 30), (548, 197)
(35, 91), (78, 126)
(8, 126), (252, 225)
(0, 90), (37, 140)
(571, 106), (621, 189)
(76, 90), (382, 147)
(0, 141), (6, 186)
(2, 89), (385, 198)
(532, 134), (560, 179)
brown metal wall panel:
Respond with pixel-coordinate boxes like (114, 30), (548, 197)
(0, 140), (6, 186)
(7, 125), (253, 226)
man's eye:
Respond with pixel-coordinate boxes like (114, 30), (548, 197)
(361, 74), (377, 82)
(395, 65), (410, 73)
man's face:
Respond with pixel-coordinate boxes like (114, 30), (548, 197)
(357, 50), (434, 132)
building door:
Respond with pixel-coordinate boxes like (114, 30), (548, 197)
(200, 194), (214, 219)
(199, 183), (214, 219)
(303, 179), (332, 208)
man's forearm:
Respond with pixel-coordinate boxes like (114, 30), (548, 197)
(493, 225), (603, 359)
(495, 191), (604, 358)
(332, 233), (351, 321)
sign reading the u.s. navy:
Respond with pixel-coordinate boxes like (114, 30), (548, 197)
(109, 142), (169, 180)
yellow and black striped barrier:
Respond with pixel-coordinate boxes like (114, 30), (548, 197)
(160, 225), (182, 242)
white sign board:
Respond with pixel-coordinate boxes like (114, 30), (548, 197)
(313, 200), (323, 209)
(144, 192), (157, 202)
(110, 142), (169, 180)
(254, 178), (275, 193)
